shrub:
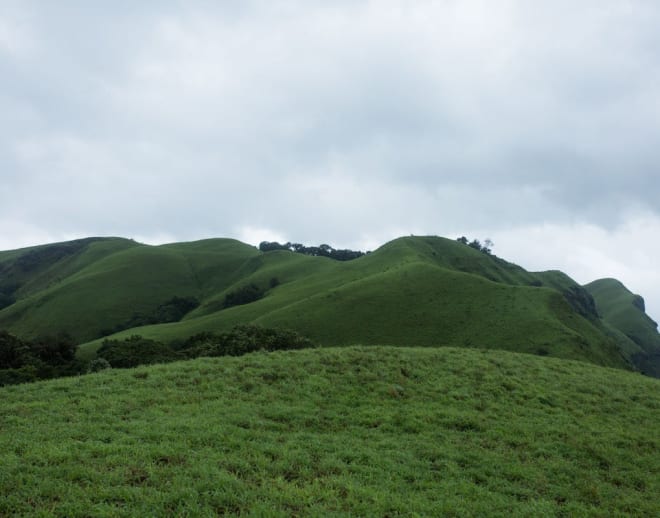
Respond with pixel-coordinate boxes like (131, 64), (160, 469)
(0, 365), (38, 386)
(99, 296), (200, 337)
(0, 331), (32, 369)
(181, 325), (316, 358)
(96, 336), (182, 368)
(223, 284), (265, 309)
(88, 358), (112, 373)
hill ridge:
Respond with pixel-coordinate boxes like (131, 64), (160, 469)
(0, 235), (658, 376)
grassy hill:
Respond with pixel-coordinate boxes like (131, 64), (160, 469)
(0, 346), (658, 516)
(586, 278), (660, 376)
(0, 237), (259, 343)
(1, 235), (658, 374)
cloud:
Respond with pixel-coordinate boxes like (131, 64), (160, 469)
(1, 1), (660, 319)
(490, 210), (660, 323)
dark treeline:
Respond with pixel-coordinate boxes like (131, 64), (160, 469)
(0, 324), (317, 384)
(94, 325), (316, 370)
(456, 236), (494, 255)
(259, 241), (367, 261)
(0, 331), (82, 386)
(99, 296), (200, 338)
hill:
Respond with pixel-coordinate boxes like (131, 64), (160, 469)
(585, 278), (660, 377)
(0, 346), (658, 516)
(1, 235), (659, 374)
(0, 237), (259, 342)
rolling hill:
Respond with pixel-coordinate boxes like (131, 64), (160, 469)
(1, 235), (659, 375)
(585, 278), (660, 377)
(0, 346), (658, 516)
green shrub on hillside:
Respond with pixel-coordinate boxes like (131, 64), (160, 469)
(223, 284), (265, 308)
(0, 331), (82, 385)
(87, 358), (111, 373)
(99, 296), (200, 337)
(180, 324), (316, 358)
(94, 326), (315, 370)
(0, 365), (38, 385)
(456, 236), (493, 254)
(259, 241), (366, 260)
(96, 336), (183, 368)
(0, 331), (31, 369)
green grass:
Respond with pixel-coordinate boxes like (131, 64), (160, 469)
(586, 278), (660, 376)
(0, 238), (259, 343)
(0, 346), (658, 516)
(586, 278), (660, 353)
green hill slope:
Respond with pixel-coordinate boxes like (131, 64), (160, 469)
(77, 236), (628, 370)
(0, 238), (259, 342)
(0, 346), (658, 516)
(0, 235), (646, 372)
(585, 278), (660, 376)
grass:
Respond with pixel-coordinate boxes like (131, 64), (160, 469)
(586, 278), (660, 376)
(0, 346), (658, 516)
(586, 278), (660, 353)
(0, 238), (259, 343)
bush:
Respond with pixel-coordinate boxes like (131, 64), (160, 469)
(181, 325), (316, 358)
(96, 336), (182, 368)
(223, 284), (265, 309)
(88, 358), (112, 373)
(29, 333), (77, 365)
(0, 365), (38, 386)
(0, 331), (32, 369)
(258, 241), (366, 260)
(99, 296), (200, 337)
(0, 331), (84, 383)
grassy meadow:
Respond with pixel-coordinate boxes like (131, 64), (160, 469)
(1, 346), (658, 516)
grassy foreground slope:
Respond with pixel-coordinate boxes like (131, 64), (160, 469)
(0, 346), (658, 516)
(586, 278), (660, 376)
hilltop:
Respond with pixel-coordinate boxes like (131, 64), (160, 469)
(585, 278), (660, 377)
(1, 235), (659, 375)
(0, 346), (658, 516)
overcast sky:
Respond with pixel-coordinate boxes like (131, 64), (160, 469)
(2, 1), (660, 321)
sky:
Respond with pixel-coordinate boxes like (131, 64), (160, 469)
(1, 1), (660, 321)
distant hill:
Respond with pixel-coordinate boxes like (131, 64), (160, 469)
(0, 346), (658, 515)
(585, 278), (660, 377)
(1, 235), (659, 375)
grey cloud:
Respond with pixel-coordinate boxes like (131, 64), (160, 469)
(2, 1), (660, 246)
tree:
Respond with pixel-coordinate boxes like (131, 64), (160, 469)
(259, 240), (365, 261)
(0, 331), (31, 369)
(97, 336), (182, 368)
(29, 333), (76, 365)
(457, 236), (493, 255)
(223, 284), (265, 308)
